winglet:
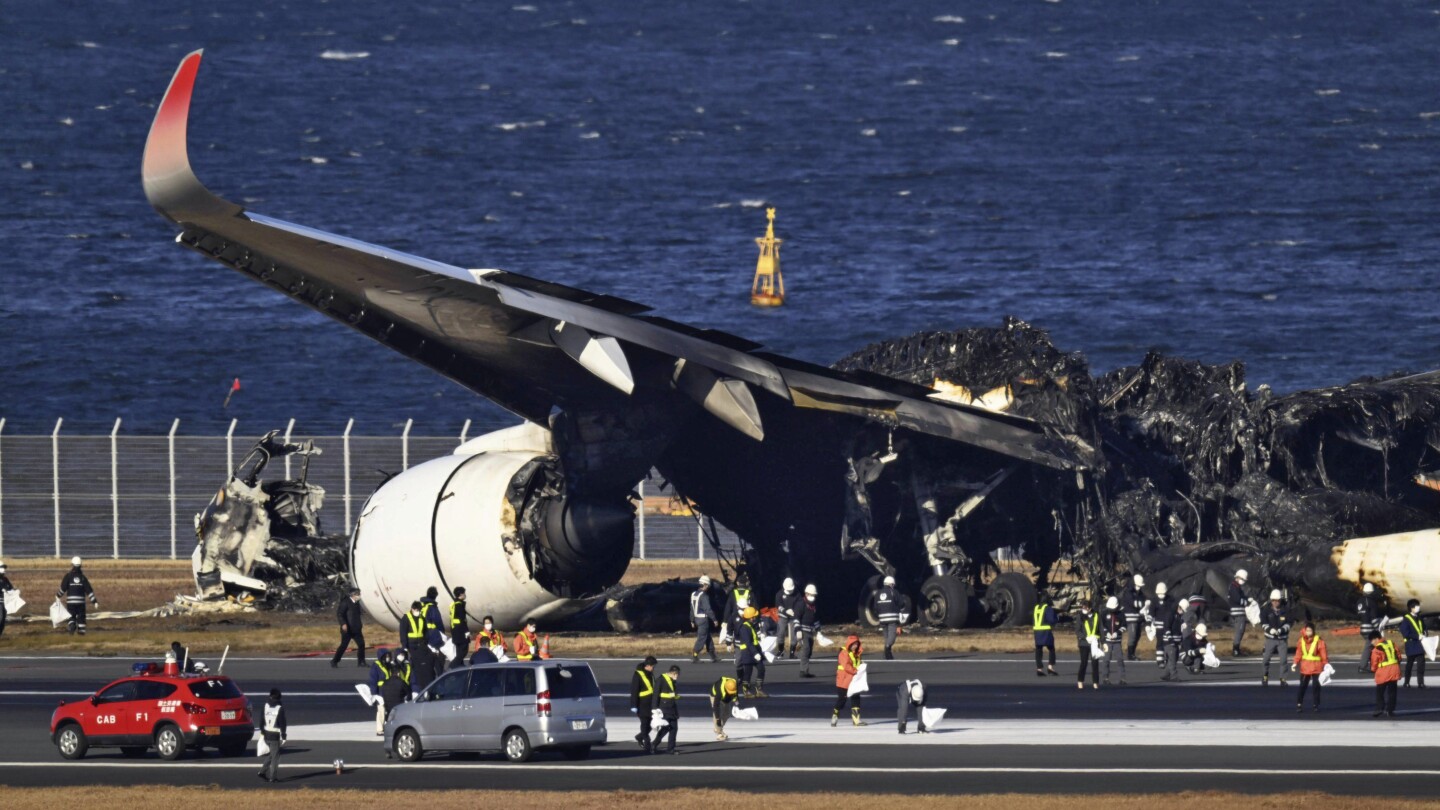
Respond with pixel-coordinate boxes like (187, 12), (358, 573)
(142, 50), (241, 224)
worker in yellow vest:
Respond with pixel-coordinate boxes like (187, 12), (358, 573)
(710, 676), (741, 741)
(513, 621), (539, 661)
(1291, 622), (1328, 712)
(1075, 602), (1101, 689)
(630, 655), (658, 754)
(1371, 628), (1401, 717)
(651, 665), (681, 755)
(1399, 599), (1427, 688)
(1033, 597), (1058, 676)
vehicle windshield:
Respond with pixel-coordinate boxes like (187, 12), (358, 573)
(188, 678), (243, 699)
(544, 665), (600, 699)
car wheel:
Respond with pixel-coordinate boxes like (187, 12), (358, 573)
(55, 724), (88, 760)
(119, 746), (147, 759)
(561, 745), (591, 760)
(394, 728), (423, 762)
(921, 575), (969, 629)
(154, 724), (185, 761)
(503, 728), (533, 763)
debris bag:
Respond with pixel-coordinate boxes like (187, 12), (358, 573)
(354, 684), (378, 706)
(1145, 625), (1156, 642)
(816, 632), (834, 648)
(847, 663), (869, 697)
(1088, 636), (1104, 658)
(920, 707), (947, 729)
(1202, 644), (1222, 669)
(1423, 635), (1439, 662)
(651, 708), (668, 729)
(256, 738), (270, 757)
(4, 589), (23, 614)
(731, 706), (759, 721)
(49, 598), (68, 627)
(760, 635), (778, 654)
(438, 638), (456, 663)
(1319, 663), (1336, 686)
(1245, 602), (1262, 626)
(719, 626), (731, 645)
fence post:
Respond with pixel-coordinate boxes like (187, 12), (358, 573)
(459, 419), (471, 448)
(698, 514), (704, 560)
(402, 418), (413, 470)
(51, 417), (63, 557)
(226, 418), (237, 475)
(110, 418), (121, 559)
(283, 418), (296, 479)
(0, 417), (6, 557)
(343, 418), (354, 535)
(168, 419), (179, 560)
(636, 477), (646, 560)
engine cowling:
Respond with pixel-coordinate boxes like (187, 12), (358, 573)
(350, 424), (635, 631)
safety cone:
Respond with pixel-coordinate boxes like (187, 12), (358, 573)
(539, 635), (552, 660)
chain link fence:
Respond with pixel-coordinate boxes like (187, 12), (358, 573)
(0, 418), (739, 562)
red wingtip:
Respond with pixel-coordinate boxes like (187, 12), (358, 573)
(142, 50), (205, 213)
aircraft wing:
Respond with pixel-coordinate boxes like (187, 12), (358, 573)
(144, 51), (1085, 471)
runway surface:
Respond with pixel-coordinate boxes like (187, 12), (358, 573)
(3, 649), (1439, 795)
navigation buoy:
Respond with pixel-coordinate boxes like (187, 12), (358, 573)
(750, 208), (785, 307)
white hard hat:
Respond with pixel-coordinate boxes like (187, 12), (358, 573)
(804, 584), (817, 596)
(1178, 598), (1190, 610)
(1156, 583), (1168, 596)
(909, 681), (924, 703)
(698, 575), (711, 586)
(1106, 596), (1119, 610)
(883, 575), (895, 587)
(1235, 569), (1248, 582)
(71, 556), (82, 567)
(1195, 623), (1207, 636)
(1363, 582), (1375, 594)
(1270, 589), (1282, 601)
(1133, 574), (1145, 587)
(783, 577), (795, 591)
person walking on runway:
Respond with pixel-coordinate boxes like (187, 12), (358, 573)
(1033, 595), (1058, 677)
(331, 587), (366, 668)
(1292, 622), (1328, 712)
(1372, 628), (1401, 717)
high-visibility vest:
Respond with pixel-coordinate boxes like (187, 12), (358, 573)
(737, 621), (759, 649)
(1033, 605), (1051, 632)
(421, 600), (440, 630)
(376, 661), (390, 687)
(636, 669), (654, 697)
(405, 613), (426, 641)
(734, 587), (751, 609)
(476, 630), (503, 650)
(1083, 612), (1099, 637)
(658, 674), (677, 700)
(395, 663), (410, 684)
(1300, 636), (1322, 661)
(712, 677), (738, 702)
(450, 601), (466, 629)
(838, 648), (861, 672)
(1377, 639), (1398, 668)
(1405, 614), (1424, 639)
(515, 631), (537, 660)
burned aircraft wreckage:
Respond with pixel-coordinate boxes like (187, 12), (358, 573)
(151, 52), (1440, 632)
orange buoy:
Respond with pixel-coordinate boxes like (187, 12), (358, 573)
(750, 208), (785, 307)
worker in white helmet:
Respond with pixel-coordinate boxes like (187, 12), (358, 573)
(1101, 595), (1127, 685)
(873, 575), (901, 660)
(690, 575), (719, 664)
(1161, 591), (1185, 681)
(1357, 582), (1383, 673)
(1120, 574), (1148, 661)
(1150, 582), (1174, 672)
(774, 577), (798, 658)
(1260, 588), (1292, 687)
(1228, 569), (1253, 657)
(795, 584), (820, 677)
(57, 556), (97, 635)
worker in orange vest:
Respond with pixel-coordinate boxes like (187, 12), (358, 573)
(832, 634), (866, 727)
(473, 615), (505, 656)
(1291, 621), (1328, 713)
(514, 621), (540, 661)
(1371, 628), (1401, 717)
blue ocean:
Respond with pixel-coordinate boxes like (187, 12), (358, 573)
(2, 0), (1438, 436)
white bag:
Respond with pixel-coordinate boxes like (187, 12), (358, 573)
(719, 626), (732, 644)
(354, 683), (378, 706)
(49, 598), (68, 627)
(1145, 624), (1156, 642)
(1088, 636), (1104, 658)
(846, 663), (869, 697)
(1245, 602), (1262, 626)
(438, 638), (456, 663)
(4, 589), (23, 614)
(651, 708), (668, 729)
(816, 632), (834, 648)
(1422, 635), (1439, 662)
(731, 706), (759, 721)
(920, 707), (946, 729)
(1318, 662), (1336, 686)
(1202, 644), (1222, 669)
(256, 738), (270, 757)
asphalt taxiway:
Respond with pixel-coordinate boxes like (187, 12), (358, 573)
(3, 650), (1439, 795)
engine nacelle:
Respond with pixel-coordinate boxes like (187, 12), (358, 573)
(350, 424), (635, 632)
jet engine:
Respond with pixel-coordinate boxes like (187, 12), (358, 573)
(350, 423), (635, 631)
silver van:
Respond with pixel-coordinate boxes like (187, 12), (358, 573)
(384, 659), (606, 762)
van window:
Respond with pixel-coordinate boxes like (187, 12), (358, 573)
(466, 669), (503, 699)
(544, 665), (600, 699)
(501, 667), (536, 696)
(427, 671), (469, 702)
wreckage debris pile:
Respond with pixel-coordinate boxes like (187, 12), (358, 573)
(835, 317), (1440, 578)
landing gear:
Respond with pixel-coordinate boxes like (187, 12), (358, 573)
(984, 572), (1038, 627)
(920, 575), (969, 629)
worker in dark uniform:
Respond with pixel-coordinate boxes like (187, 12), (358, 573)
(736, 606), (768, 697)
(691, 576), (718, 663)
(380, 649), (411, 724)
(873, 575), (901, 660)
(1076, 602), (1101, 689)
(1180, 622), (1211, 675)
(721, 573), (753, 650)
(448, 586), (469, 669)
(796, 584), (819, 678)
(630, 655), (658, 754)
(896, 679), (929, 734)
(1227, 569), (1252, 657)
(1101, 595), (1126, 685)
(1180, 596), (1204, 634)
(1149, 583), (1174, 672)
(331, 587), (366, 668)
(1357, 582), (1382, 673)
(1260, 589), (1292, 687)
(774, 577), (797, 658)
(710, 675), (740, 741)
(368, 649), (392, 736)
(1120, 574), (1147, 660)
(651, 665), (681, 755)
(400, 601), (439, 695)
(1372, 628), (1400, 717)
(0, 560), (15, 637)
(1161, 595), (1185, 681)
(1033, 595), (1058, 676)
(256, 689), (287, 782)
(1400, 599), (1427, 688)
(57, 557), (97, 635)
(420, 586), (443, 639)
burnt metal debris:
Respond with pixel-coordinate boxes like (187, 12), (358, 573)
(836, 317), (1440, 617)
